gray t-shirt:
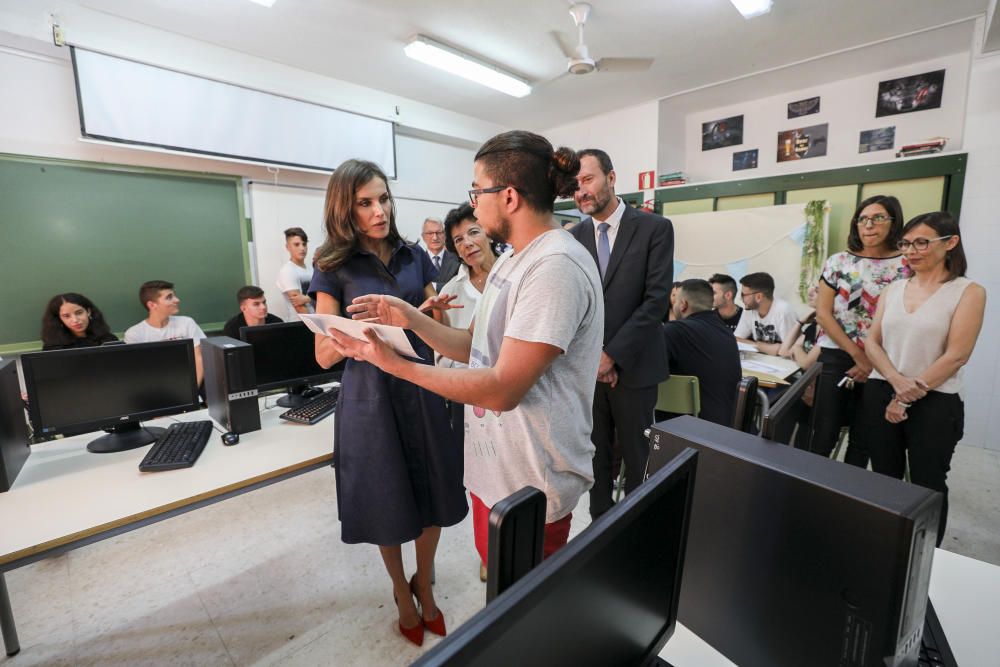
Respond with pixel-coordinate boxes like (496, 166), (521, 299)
(465, 228), (604, 522)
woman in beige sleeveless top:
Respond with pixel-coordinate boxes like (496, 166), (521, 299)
(864, 212), (987, 545)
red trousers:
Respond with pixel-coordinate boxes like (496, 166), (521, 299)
(471, 492), (572, 566)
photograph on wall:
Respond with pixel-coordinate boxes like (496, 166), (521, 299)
(875, 69), (945, 117)
(701, 115), (744, 151)
(787, 96), (820, 118)
(858, 127), (896, 153)
(733, 149), (759, 171)
(777, 123), (828, 162)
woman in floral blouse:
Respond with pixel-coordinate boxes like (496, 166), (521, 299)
(810, 195), (910, 467)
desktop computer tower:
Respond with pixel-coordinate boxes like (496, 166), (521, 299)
(0, 359), (31, 492)
(646, 416), (941, 667)
(202, 337), (261, 435)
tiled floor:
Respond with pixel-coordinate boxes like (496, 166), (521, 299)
(2, 444), (998, 666)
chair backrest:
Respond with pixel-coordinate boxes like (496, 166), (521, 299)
(656, 375), (700, 417)
(731, 376), (759, 433)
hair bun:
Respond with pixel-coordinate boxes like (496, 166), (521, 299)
(549, 146), (580, 199)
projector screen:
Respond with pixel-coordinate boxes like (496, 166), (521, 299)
(71, 47), (396, 175)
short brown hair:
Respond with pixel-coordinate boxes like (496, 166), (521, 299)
(902, 212), (967, 280)
(284, 227), (308, 243)
(236, 285), (265, 305)
(139, 280), (174, 311)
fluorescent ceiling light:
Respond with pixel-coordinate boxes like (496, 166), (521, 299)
(247, 0), (277, 7)
(404, 35), (531, 98)
(730, 0), (773, 19)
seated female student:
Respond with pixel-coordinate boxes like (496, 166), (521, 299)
(41, 293), (118, 350)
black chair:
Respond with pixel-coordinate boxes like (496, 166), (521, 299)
(731, 376), (759, 433)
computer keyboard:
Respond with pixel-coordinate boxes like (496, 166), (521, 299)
(280, 387), (339, 425)
(138, 420), (213, 472)
(919, 599), (956, 667)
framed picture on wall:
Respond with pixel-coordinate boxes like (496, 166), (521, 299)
(777, 123), (828, 162)
(787, 96), (820, 118)
(701, 115), (743, 151)
(875, 69), (945, 117)
(733, 149), (759, 171)
(859, 127), (896, 153)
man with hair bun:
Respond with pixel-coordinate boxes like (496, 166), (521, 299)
(568, 148), (674, 519)
(329, 130), (604, 562)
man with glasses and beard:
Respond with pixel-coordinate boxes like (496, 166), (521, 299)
(567, 149), (674, 519)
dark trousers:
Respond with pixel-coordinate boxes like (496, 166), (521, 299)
(862, 379), (964, 546)
(447, 400), (464, 436)
(589, 382), (657, 519)
(810, 348), (869, 468)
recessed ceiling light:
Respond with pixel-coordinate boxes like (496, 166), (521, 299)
(247, 0), (277, 7)
(404, 35), (531, 98)
(730, 0), (772, 19)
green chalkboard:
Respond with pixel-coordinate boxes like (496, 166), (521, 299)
(0, 154), (250, 353)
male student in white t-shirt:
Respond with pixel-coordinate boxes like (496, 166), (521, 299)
(322, 130), (603, 565)
(734, 272), (800, 356)
(276, 226), (315, 319)
(123, 280), (206, 385)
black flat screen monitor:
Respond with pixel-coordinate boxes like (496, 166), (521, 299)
(411, 447), (698, 667)
(21, 340), (200, 453)
(0, 359), (31, 491)
(239, 321), (341, 407)
(761, 361), (822, 446)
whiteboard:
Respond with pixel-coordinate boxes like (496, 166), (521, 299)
(247, 183), (459, 316)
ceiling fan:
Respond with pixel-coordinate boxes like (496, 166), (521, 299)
(555, 3), (654, 76)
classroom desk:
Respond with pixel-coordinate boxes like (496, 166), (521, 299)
(740, 351), (800, 388)
(0, 400), (333, 656)
(657, 548), (1000, 666)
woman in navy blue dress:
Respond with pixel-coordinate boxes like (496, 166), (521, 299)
(311, 159), (467, 647)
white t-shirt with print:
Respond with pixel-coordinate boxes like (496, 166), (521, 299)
(465, 228), (604, 523)
(734, 297), (798, 344)
(277, 260), (315, 319)
(123, 316), (206, 346)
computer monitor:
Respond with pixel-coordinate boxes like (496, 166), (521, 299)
(411, 447), (698, 667)
(21, 340), (200, 453)
(0, 359), (31, 492)
(760, 361), (822, 446)
(239, 321), (342, 407)
(646, 416), (941, 667)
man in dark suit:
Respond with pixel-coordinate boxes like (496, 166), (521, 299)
(421, 217), (461, 290)
(663, 279), (742, 426)
(569, 149), (674, 519)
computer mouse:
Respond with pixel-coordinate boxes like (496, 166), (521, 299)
(221, 431), (240, 446)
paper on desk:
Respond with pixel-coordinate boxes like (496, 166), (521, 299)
(299, 313), (420, 359)
(741, 359), (787, 376)
(737, 341), (757, 353)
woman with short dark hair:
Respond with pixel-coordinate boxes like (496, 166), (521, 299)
(41, 293), (118, 350)
(863, 211), (986, 545)
(810, 195), (909, 467)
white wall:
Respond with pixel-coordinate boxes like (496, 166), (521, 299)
(678, 52), (970, 183)
(541, 101), (660, 205)
(954, 50), (1000, 452)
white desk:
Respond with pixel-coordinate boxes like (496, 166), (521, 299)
(657, 548), (1000, 666)
(0, 401), (333, 656)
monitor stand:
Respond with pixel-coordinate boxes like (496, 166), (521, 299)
(87, 422), (166, 453)
(276, 383), (324, 409)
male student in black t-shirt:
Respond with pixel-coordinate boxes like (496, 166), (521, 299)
(708, 273), (743, 331)
(222, 285), (282, 339)
(662, 279), (742, 425)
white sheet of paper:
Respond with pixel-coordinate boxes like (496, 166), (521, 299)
(299, 313), (420, 359)
(737, 341), (757, 353)
(741, 359), (787, 376)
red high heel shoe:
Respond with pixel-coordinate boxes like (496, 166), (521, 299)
(394, 590), (424, 646)
(410, 575), (447, 637)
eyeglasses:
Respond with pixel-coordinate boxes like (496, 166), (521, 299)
(896, 235), (954, 252)
(856, 214), (893, 227)
(468, 185), (512, 207)
(422, 231), (445, 238)
(740, 291), (760, 299)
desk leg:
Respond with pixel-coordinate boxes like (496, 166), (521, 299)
(0, 573), (19, 656)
